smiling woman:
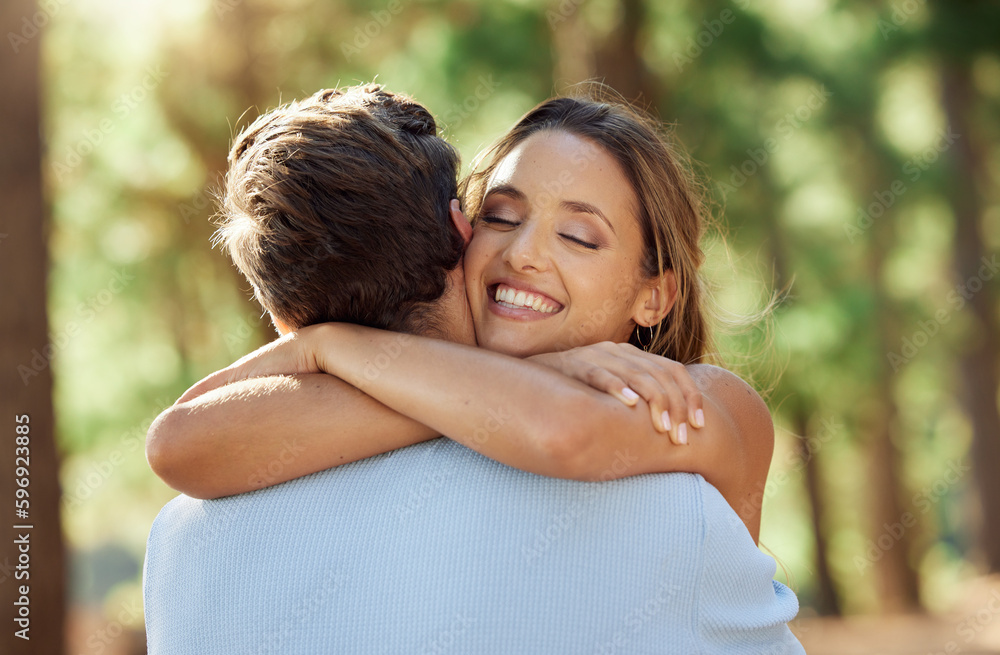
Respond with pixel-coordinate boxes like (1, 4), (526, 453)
(461, 91), (712, 365)
(466, 130), (666, 356)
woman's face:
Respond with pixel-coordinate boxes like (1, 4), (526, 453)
(464, 129), (664, 357)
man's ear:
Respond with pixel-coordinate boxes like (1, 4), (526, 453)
(633, 270), (678, 328)
(449, 199), (472, 246)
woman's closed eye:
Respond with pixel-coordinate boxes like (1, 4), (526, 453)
(560, 233), (600, 250)
(480, 214), (519, 228)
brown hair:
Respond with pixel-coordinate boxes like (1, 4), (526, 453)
(460, 86), (714, 364)
(216, 84), (463, 333)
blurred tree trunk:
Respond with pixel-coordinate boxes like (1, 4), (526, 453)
(941, 64), (1000, 572)
(765, 204), (843, 614)
(594, 0), (659, 104)
(793, 409), (842, 615)
(550, 0), (595, 89)
(868, 212), (922, 612)
(0, 1), (67, 653)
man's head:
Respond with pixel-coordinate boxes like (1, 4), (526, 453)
(216, 84), (469, 337)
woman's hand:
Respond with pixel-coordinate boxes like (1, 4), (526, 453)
(175, 327), (325, 404)
(528, 342), (704, 446)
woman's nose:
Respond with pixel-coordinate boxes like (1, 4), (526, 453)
(503, 223), (550, 272)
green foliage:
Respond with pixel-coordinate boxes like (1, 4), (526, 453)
(45, 0), (1000, 620)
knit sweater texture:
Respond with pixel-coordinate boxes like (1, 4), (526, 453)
(144, 437), (804, 654)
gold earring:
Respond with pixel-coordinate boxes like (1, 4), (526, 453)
(636, 325), (653, 352)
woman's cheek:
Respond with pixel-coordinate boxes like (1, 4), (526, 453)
(467, 232), (502, 271)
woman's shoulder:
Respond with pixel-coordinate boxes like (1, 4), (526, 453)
(686, 363), (773, 464)
(687, 364), (772, 438)
(684, 364), (774, 539)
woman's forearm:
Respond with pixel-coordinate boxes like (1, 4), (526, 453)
(307, 324), (704, 480)
(146, 373), (438, 499)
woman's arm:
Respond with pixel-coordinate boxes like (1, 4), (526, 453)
(147, 329), (707, 501)
(300, 323), (773, 542)
(146, 374), (439, 499)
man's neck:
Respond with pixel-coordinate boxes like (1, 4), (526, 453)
(420, 266), (476, 346)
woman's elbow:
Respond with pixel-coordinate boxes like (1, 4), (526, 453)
(146, 406), (213, 499)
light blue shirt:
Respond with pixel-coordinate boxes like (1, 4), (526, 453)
(144, 438), (804, 653)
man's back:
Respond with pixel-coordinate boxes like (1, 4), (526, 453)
(144, 438), (802, 654)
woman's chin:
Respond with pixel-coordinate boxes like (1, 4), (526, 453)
(478, 332), (550, 358)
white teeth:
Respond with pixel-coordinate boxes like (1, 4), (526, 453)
(493, 284), (558, 314)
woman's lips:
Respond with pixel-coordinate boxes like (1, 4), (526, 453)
(487, 283), (563, 319)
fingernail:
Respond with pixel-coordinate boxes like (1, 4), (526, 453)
(622, 387), (639, 402)
(695, 409), (705, 428)
(661, 411), (672, 431)
(678, 423), (688, 445)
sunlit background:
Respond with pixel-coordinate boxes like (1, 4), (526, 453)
(2, 0), (1000, 652)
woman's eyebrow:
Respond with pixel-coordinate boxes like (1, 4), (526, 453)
(484, 184), (526, 203)
(561, 200), (616, 234)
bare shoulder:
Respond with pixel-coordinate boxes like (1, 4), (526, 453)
(686, 365), (774, 542)
(687, 365), (772, 439)
(687, 364), (774, 484)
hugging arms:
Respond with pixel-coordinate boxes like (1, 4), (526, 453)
(146, 87), (774, 543)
